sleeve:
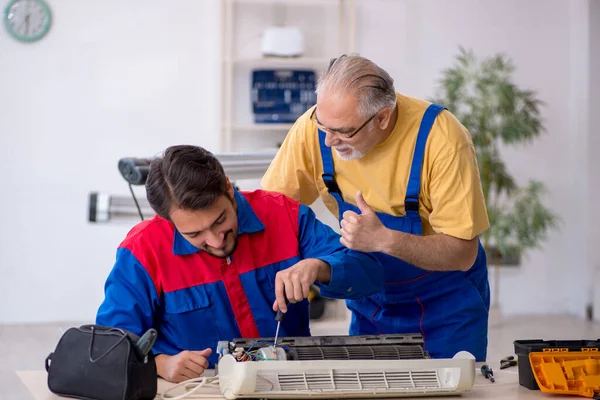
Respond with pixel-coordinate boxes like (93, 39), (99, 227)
(96, 248), (160, 339)
(261, 110), (321, 205)
(428, 143), (490, 240)
(296, 204), (383, 299)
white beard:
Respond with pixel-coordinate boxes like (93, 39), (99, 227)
(334, 145), (364, 161)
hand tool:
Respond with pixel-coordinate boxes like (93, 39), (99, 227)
(481, 364), (495, 383)
(274, 294), (289, 345)
(500, 355), (518, 369)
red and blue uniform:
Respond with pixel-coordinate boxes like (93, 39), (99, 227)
(96, 189), (383, 367)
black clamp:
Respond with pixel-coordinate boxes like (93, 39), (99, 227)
(500, 355), (517, 369)
(405, 198), (419, 212)
(322, 174), (342, 195)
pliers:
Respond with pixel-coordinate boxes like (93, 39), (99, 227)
(500, 355), (518, 369)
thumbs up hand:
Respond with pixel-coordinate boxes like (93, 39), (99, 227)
(340, 191), (388, 253)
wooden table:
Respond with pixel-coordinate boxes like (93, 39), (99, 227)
(16, 364), (572, 400)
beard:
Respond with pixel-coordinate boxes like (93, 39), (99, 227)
(334, 145), (364, 161)
(204, 230), (238, 259)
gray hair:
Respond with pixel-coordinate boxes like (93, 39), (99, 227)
(315, 54), (397, 118)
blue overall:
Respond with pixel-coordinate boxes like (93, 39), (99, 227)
(318, 104), (490, 361)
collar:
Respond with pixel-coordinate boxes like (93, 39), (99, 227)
(172, 188), (265, 256)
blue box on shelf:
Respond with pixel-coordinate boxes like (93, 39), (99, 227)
(251, 69), (316, 124)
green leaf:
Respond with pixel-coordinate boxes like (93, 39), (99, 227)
(430, 47), (560, 261)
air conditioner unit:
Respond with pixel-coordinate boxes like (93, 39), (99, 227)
(216, 334), (475, 399)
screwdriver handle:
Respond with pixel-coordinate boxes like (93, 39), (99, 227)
(481, 365), (495, 382)
(275, 309), (285, 321)
(275, 293), (289, 321)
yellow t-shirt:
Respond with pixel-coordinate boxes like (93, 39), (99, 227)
(261, 93), (490, 240)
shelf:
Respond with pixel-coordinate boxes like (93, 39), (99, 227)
(221, 0), (355, 152)
(232, 0), (341, 5)
(229, 123), (294, 132)
(228, 57), (331, 68)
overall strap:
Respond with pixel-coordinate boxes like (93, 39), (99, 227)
(318, 129), (345, 205)
(405, 104), (447, 214)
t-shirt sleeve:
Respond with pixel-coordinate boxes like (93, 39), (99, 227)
(261, 109), (321, 206)
(428, 125), (490, 240)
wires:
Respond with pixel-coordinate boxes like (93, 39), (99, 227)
(160, 343), (286, 399)
(128, 182), (144, 221)
(257, 375), (274, 391)
(159, 373), (274, 399)
(236, 347), (265, 362)
(160, 376), (221, 400)
(234, 341), (290, 362)
(246, 341), (290, 353)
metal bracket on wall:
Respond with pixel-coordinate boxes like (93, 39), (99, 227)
(89, 151), (277, 224)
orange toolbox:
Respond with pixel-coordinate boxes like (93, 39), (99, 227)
(514, 339), (600, 398)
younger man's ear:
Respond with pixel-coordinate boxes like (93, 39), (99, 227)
(226, 178), (235, 197)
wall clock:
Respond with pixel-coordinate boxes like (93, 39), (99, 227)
(3, 0), (51, 42)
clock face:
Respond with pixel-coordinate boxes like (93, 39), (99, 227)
(3, 0), (51, 42)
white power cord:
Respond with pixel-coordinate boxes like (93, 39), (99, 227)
(160, 375), (223, 400)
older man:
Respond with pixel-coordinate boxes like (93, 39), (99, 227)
(262, 54), (491, 361)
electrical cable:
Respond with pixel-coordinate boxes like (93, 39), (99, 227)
(160, 376), (222, 400)
(128, 182), (144, 221)
(159, 342), (286, 399)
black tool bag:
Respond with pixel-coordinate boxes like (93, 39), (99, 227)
(45, 324), (157, 400)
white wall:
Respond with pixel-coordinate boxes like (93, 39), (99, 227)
(354, 0), (593, 317)
(590, 0), (600, 322)
(0, 0), (594, 323)
(0, 0), (221, 323)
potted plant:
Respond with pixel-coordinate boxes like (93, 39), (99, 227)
(430, 48), (561, 307)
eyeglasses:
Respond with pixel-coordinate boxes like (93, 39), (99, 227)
(310, 107), (379, 139)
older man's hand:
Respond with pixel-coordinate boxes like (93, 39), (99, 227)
(340, 191), (388, 253)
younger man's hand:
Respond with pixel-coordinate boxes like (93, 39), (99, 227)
(155, 348), (212, 383)
(273, 258), (331, 313)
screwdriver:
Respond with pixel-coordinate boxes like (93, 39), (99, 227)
(481, 364), (495, 383)
(274, 294), (289, 345)
(274, 309), (284, 345)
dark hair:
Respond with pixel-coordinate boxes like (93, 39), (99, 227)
(146, 145), (228, 219)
